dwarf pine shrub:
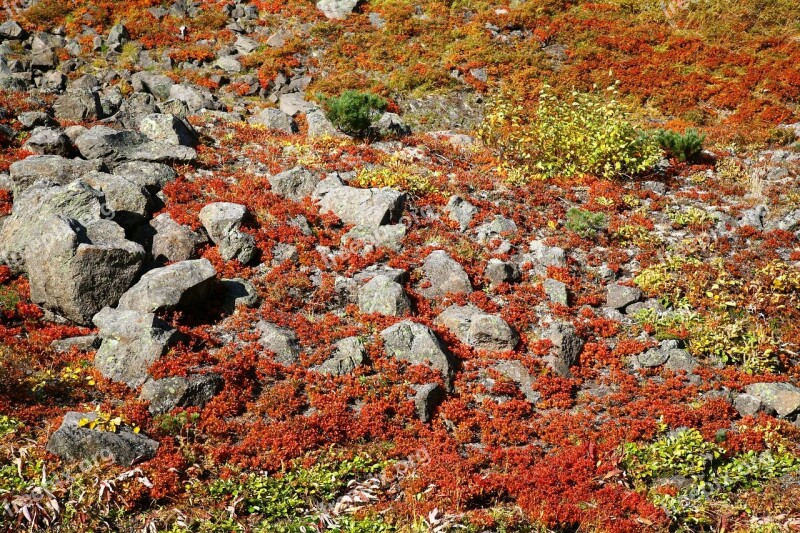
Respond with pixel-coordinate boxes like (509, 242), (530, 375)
(480, 83), (663, 180)
(319, 90), (388, 137)
(655, 128), (705, 162)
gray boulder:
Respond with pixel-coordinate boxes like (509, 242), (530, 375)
(169, 83), (214, 113)
(75, 126), (196, 168)
(358, 275), (411, 316)
(414, 383), (445, 423)
(46, 411), (159, 467)
(93, 306), (181, 387)
(380, 320), (452, 380)
(112, 161), (177, 192)
(445, 195), (477, 231)
(249, 108), (297, 133)
(744, 383), (800, 418)
(198, 202), (256, 263)
(543, 278), (568, 305)
(306, 109), (342, 138)
(422, 250), (472, 298)
(114, 92), (160, 130)
(316, 337), (366, 376)
(22, 127), (73, 157)
(342, 224), (406, 252)
(375, 112), (411, 137)
(437, 304), (518, 352)
(0, 180), (105, 272)
(17, 111), (55, 130)
(140, 374), (222, 415)
(131, 72), (175, 101)
(0, 20), (26, 40)
(484, 258), (521, 286)
(139, 113), (198, 147)
(256, 321), (302, 365)
(53, 89), (103, 122)
(542, 322), (584, 377)
(317, 0), (360, 19)
(606, 283), (642, 310)
(117, 259), (216, 314)
(279, 93), (315, 116)
(492, 360), (541, 403)
(137, 213), (206, 264)
(524, 240), (566, 273)
(9, 155), (104, 194)
(82, 171), (153, 228)
(25, 218), (144, 325)
(269, 166), (320, 201)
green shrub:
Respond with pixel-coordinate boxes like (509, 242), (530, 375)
(480, 82), (663, 180)
(565, 207), (607, 238)
(319, 90), (388, 137)
(655, 128), (705, 162)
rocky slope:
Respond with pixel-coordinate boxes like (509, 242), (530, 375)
(0, 0), (799, 531)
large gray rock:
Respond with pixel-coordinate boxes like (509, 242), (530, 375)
(358, 275), (411, 316)
(542, 321), (584, 377)
(745, 383), (800, 418)
(317, 0), (360, 19)
(169, 83), (215, 113)
(9, 155), (104, 194)
(306, 109), (343, 138)
(46, 411), (159, 467)
(342, 224), (406, 252)
(380, 320), (452, 380)
(93, 307), (181, 387)
(140, 374), (222, 415)
(445, 195), (477, 231)
(422, 250), (472, 298)
(319, 186), (405, 226)
(436, 304), (518, 352)
(53, 89), (103, 122)
(269, 166), (319, 201)
(22, 127), (73, 157)
(0, 20), (26, 40)
(0, 180), (105, 272)
(117, 259), (216, 314)
(131, 72), (175, 101)
(484, 258), (521, 286)
(606, 283), (642, 311)
(316, 337), (366, 376)
(256, 321), (302, 365)
(198, 202), (256, 263)
(492, 361), (541, 403)
(249, 107), (297, 133)
(112, 161), (177, 192)
(137, 213), (205, 264)
(139, 113), (198, 147)
(114, 92), (160, 130)
(82, 171), (153, 228)
(25, 217), (144, 325)
(75, 126), (196, 168)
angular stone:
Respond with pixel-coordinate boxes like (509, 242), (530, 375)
(343, 224), (406, 252)
(46, 411), (159, 467)
(745, 382), (800, 418)
(358, 275), (411, 316)
(50, 335), (100, 353)
(543, 278), (568, 305)
(606, 283), (642, 310)
(734, 393), (762, 417)
(140, 374), (222, 415)
(381, 320), (452, 380)
(249, 107), (297, 133)
(139, 113), (198, 147)
(492, 360), (541, 403)
(256, 322), (301, 365)
(112, 161), (177, 192)
(137, 213), (206, 264)
(117, 259), (216, 314)
(445, 195), (477, 231)
(54, 89), (103, 122)
(414, 383), (445, 423)
(316, 337), (366, 376)
(82, 171), (153, 228)
(219, 278), (259, 313)
(115, 92), (160, 130)
(306, 109), (342, 138)
(25, 217), (144, 325)
(437, 304), (518, 352)
(23, 127), (73, 157)
(269, 167), (320, 201)
(75, 126), (196, 168)
(198, 202), (256, 263)
(542, 321), (584, 377)
(0, 180), (105, 272)
(93, 307), (181, 387)
(131, 72), (174, 101)
(9, 155), (104, 194)
(317, 0), (359, 19)
(319, 186), (405, 226)
(422, 250), (472, 298)
(484, 259), (521, 286)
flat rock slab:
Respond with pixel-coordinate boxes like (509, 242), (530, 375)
(319, 186), (405, 226)
(47, 412), (159, 466)
(436, 304), (518, 352)
(117, 259), (216, 314)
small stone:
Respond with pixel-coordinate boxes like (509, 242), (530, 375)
(543, 278), (568, 305)
(445, 195), (477, 231)
(744, 382), (800, 418)
(256, 322), (302, 365)
(414, 383), (445, 422)
(381, 321), (452, 381)
(358, 275), (411, 316)
(140, 374), (222, 415)
(484, 258), (521, 286)
(248, 107), (297, 133)
(733, 393), (762, 418)
(269, 166), (320, 201)
(316, 337), (366, 376)
(117, 259), (216, 314)
(437, 304), (518, 352)
(606, 283), (642, 310)
(422, 250), (472, 298)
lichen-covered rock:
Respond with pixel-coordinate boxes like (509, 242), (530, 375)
(315, 337), (366, 376)
(93, 307), (181, 387)
(22, 127), (73, 157)
(606, 283), (642, 310)
(421, 250), (472, 298)
(269, 166), (320, 201)
(414, 383), (445, 422)
(117, 259), (216, 314)
(358, 275), (411, 316)
(249, 107), (297, 133)
(436, 304), (518, 352)
(140, 374), (222, 415)
(9, 155), (104, 194)
(381, 321), (452, 380)
(317, 0), (359, 19)
(256, 321), (302, 365)
(199, 202), (257, 263)
(139, 113), (198, 147)
(319, 186), (406, 226)
(745, 382), (800, 418)
(25, 217), (144, 324)
(46, 411), (159, 466)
